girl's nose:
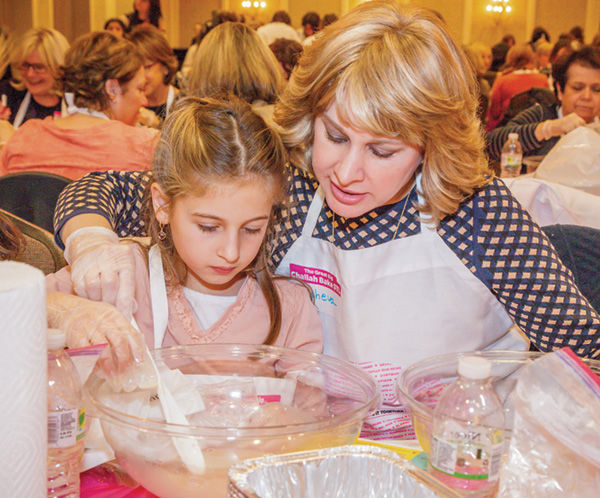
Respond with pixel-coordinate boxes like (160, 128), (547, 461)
(217, 232), (240, 263)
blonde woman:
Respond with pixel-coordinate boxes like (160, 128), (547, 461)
(127, 24), (179, 123)
(187, 22), (284, 120)
(52, 1), (599, 439)
(1, 31), (157, 180)
(0, 28), (69, 128)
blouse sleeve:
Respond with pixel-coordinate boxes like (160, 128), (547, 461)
(53, 170), (152, 248)
(277, 280), (323, 353)
(462, 179), (600, 358)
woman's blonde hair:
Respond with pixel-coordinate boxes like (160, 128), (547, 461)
(275, 0), (491, 222)
(467, 41), (492, 74)
(0, 27), (13, 80)
(188, 22), (284, 105)
(10, 27), (69, 94)
(127, 25), (178, 85)
(146, 95), (289, 344)
(61, 31), (143, 111)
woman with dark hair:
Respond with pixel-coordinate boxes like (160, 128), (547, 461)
(124, 0), (162, 30)
(104, 18), (127, 38)
(529, 26), (550, 50)
(487, 46), (600, 161)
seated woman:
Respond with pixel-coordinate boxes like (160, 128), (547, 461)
(0, 31), (157, 180)
(0, 28), (69, 128)
(486, 46), (600, 162)
(187, 22), (284, 123)
(127, 24), (179, 124)
(487, 43), (549, 131)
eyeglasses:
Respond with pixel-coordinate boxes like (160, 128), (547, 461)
(19, 62), (48, 74)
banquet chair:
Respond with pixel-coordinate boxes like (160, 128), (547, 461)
(0, 172), (71, 233)
(1, 209), (66, 274)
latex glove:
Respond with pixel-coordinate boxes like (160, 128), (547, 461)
(65, 227), (137, 319)
(538, 112), (586, 140)
(47, 292), (143, 369)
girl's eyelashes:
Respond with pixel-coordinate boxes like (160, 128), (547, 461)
(196, 224), (265, 234)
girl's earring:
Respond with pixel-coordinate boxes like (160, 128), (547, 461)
(158, 224), (167, 241)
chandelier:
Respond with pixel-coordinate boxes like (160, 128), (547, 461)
(241, 1), (266, 8)
(486, 0), (511, 14)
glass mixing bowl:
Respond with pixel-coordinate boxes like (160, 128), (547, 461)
(85, 344), (379, 498)
(396, 350), (600, 454)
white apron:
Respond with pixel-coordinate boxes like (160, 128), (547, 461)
(276, 180), (526, 438)
(13, 91), (67, 129)
(149, 245), (170, 349)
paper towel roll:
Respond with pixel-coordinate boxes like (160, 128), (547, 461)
(0, 262), (47, 497)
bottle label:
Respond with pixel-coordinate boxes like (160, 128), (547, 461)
(500, 153), (522, 166)
(430, 420), (504, 481)
(48, 408), (85, 448)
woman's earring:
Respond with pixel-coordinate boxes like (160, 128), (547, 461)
(158, 224), (167, 241)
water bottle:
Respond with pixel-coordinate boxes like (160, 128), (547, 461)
(47, 329), (85, 498)
(428, 356), (505, 497)
(500, 133), (523, 178)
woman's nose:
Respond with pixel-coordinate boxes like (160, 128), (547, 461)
(334, 147), (364, 186)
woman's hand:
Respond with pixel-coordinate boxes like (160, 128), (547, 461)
(64, 227), (137, 319)
(536, 112), (586, 141)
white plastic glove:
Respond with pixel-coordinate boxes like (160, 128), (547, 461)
(47, 292), (156, 392)
(538, 112), (586, 140)
(64, 227), (137, 319)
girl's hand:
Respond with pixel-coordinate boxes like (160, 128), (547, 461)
(64, 227), (137, 319)
(47, 291), (145, 373)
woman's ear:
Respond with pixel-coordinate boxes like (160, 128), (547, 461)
(104, 79), (122, 103)
(151, 183), (170, 225)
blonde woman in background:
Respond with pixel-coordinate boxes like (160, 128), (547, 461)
(0, 28), (69, 128)
(187, 22), (284, 122)
(464, 42), (492, 124)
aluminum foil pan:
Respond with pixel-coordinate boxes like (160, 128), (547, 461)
(228, 445), (462, 497)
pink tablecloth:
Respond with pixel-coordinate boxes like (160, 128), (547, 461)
(81, 466), (156, 498)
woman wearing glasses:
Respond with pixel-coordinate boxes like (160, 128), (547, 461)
(0, 28), (69, 128)
(0, 31), (157, 180)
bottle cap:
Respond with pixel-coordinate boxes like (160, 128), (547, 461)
(458, 356), (492, 379)
(47, 328), (66, 351)
(508, 132), (519, 139)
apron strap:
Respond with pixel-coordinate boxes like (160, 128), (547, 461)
(165, 85), (175, 118)
(12, 91), (31, 129)
(302, 186), (326, 236)
(149, 245), (169, 348)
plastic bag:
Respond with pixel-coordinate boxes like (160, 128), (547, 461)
(498, 348), (600, 496)
(535, 126), (600, 195)
(504, 176), (600, 228)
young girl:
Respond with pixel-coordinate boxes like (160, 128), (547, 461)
(46, 95), (322, 366)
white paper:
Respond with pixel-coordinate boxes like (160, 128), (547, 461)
(0, 262), (47, 497)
